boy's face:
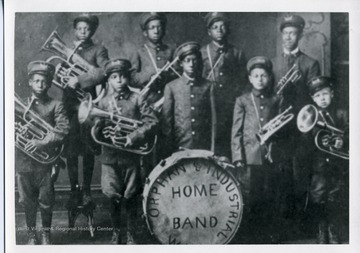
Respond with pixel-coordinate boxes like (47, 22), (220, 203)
(29, 74), (50, 97)
(180, 54), (199, 78)
(248, 68), (270, 90)
(144, 19), (164, 44)
(74, 21), (92, 42)
(208, 20), (227, 43)
(108, 72), (129, 93)
(282, 26), (302, 52)
(312, 87), (333, 109)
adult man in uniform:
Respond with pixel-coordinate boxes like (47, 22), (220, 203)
(271, 14), (321, 228)
(61, 14), (109, 206)
(201, 12), (247, 159)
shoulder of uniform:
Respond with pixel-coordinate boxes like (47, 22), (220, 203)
(299, 51), (318, 63)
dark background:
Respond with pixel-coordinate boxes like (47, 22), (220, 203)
(14, 12), (348, 189)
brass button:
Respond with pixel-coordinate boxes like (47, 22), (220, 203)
(157, 57), (161, 61)
(260, 118), (264, 122)
(260, 106), (264, 110)
(219, 72), (223, 76)
(219, 84), (223, 88)
(260, 95), (264, 99)
(191, 118), (195, 122)
(191, 106), (195, 110)
(190, 94), (195, 98)
(192, 131), (195, 135)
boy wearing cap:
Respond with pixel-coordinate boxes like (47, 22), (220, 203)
(131, 12), (177, 107)
(231, 56), (285, 243)
(16, 61), (70, 244)
(305, 76), (348, 243)
(162, 42), (213, 156)
(61, 14), (109, 207)
(201, 12), (248, 159)
(97, 59), (158, 244)
(272, 14), (321, 224)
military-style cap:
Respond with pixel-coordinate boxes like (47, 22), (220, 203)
(174, 41), (201, 60)
(140, 12), (167, 30)
(27, 61), (55, 78)
(307, 76), (333, 95)
(104, 58), (133, 76)
(73, 14), (99, 34)
(204, 12), (228, 28)
(246, 56), (273, 73)
(280, 15), (305, 32)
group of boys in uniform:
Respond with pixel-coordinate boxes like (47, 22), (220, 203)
(15, 12), (348, 245)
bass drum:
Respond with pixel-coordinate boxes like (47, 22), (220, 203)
(143, 149), (243, 244)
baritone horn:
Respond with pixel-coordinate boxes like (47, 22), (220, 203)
(41, 29), (104, 102)
(15, 93), (64, 164)
(276, 64), (302, 95)
(297, 104), (348, 160)
(256, 106), (294, 145)
(78, 96), (157, 155)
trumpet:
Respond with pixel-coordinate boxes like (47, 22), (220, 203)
(78, 96), (157, 155)
(297, 104), (348, 160)
(256, 106), (294, 145)
(275, 64), (302, 95)
(41, 29), (104, 103)
(15, 93), (64, 164)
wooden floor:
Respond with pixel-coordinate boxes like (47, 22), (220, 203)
(14, 191), (349, 245)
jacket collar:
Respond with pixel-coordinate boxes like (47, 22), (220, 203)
(251, 87), (272, 97)
(114, 87), (131, 100)
(73, 39), (94, 50)
(209, 41), (229, 53)
(283, 47), (301, 57)
(29, 93), (50, 104)
(145, 41), (166, 51)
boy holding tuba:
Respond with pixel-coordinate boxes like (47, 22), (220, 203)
(96, 59), (158, 244)
(304, 76), (348, 243)
(15, 61), (70, 244)
(60, 14), (109, 207)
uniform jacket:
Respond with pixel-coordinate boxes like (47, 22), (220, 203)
(63, 39), (109, 156)
(311, 104), (349, 172)
(161, 75), (212, 156)
(130, 42), (177, 105)
(201, 42), (248, 157)
(16, 94), (70, 172)
(272, 50), (320, 112)
(231, 88), (280, 165)
(97, 87), (159, 164)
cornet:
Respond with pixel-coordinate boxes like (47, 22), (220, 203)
(140, 56), (181, 111)
(297, 104), (348, 160)
(256, 106), (294, 145)
(41, 29), (104, 103)
(15, 93), (64, 164)
(275, 64), (302, 95)
(78, 96), (157, 155)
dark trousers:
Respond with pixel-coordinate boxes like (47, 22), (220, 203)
(17, 169), (54, 230)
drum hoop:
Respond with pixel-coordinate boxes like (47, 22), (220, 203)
(143, 149), (244, 244)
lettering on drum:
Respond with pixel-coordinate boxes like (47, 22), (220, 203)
(145, 157), (243, 244)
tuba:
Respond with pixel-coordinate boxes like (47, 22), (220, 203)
(297, 104), (349, 160)
(275, 64), (302, 95)
(41, 29), (104, 103)
(78, 96), (157, 155)
(15, 93), (64, 164)
(256, 106), (294, 145)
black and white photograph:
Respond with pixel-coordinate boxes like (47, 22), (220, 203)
(4, 0), (360, 251)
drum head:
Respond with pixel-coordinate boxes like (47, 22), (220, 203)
(143, 150), (243, 244)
